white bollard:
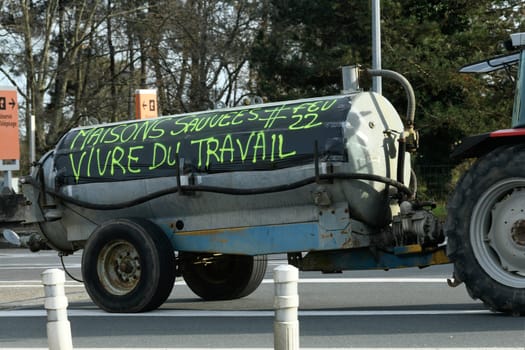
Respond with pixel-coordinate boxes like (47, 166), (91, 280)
(273, 264), (299, 350)
(42, 269), (73, 350)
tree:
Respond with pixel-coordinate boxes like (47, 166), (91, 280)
(381, 0), (522, 197)
(0, 0), (264, 169)
(251, 1), (372, 100)
(0, 0), (137, 156)
(249, 0), (524, 199)
(142, 0), (264, 113)
(1, 0), (522, 192)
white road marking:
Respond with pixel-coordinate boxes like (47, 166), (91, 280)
(268, 277), (449, 283)
(0, 309), (490, 318)
(3, 348), (523, 350)
(0, 277), (447, 287)
(0, 284), (83, 288)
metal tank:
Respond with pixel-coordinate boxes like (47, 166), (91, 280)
(31, 92), (405, 250)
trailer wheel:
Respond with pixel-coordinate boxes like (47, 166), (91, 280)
(82, 218), (176, 312)
(445, 145), (525, 315)
(181, 253), (267, 300)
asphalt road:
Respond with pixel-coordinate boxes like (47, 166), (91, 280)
(1, 248), (524, 349)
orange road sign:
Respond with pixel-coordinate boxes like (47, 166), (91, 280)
(0, 87), (19, 160)
(135, 89), (158, 119)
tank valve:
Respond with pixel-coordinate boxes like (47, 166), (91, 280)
(404, 125), (419, 153)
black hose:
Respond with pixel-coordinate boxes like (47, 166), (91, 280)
(46, 185), (180, 210)
(397, 137), (406, 185)
(37, 172), (412, 211)
(59, 253), (84, 283)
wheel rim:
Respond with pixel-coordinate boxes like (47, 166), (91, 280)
(97, 240), (142, 295)
(471, 178), (525, 288)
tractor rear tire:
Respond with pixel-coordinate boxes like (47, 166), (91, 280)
(82, 218), (176, 313)
(445, 144), (525, 315)
(181, 253), (267, 300)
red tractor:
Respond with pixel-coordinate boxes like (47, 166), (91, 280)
(445, 32), (525, 314)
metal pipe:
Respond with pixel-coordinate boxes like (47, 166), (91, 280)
(342, 66), (360, 92)
(372, 0), (382, 94)
(367, 69), (416, 126)
(30, 114), (36, 165)
(2, 170), (12, 191)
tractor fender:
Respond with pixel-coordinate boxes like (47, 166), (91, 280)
(451, 128), (525, 159)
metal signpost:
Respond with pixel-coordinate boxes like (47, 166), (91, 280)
(372, 0), (382, 94)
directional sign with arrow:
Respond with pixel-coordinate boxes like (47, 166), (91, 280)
(135, 89), (158, 119)
(0, 87), (20, 161)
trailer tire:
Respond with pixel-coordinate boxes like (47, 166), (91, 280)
(445, 145), (525, 315)
(181, 253), (267, 300)
(82, 218), (176, 313)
